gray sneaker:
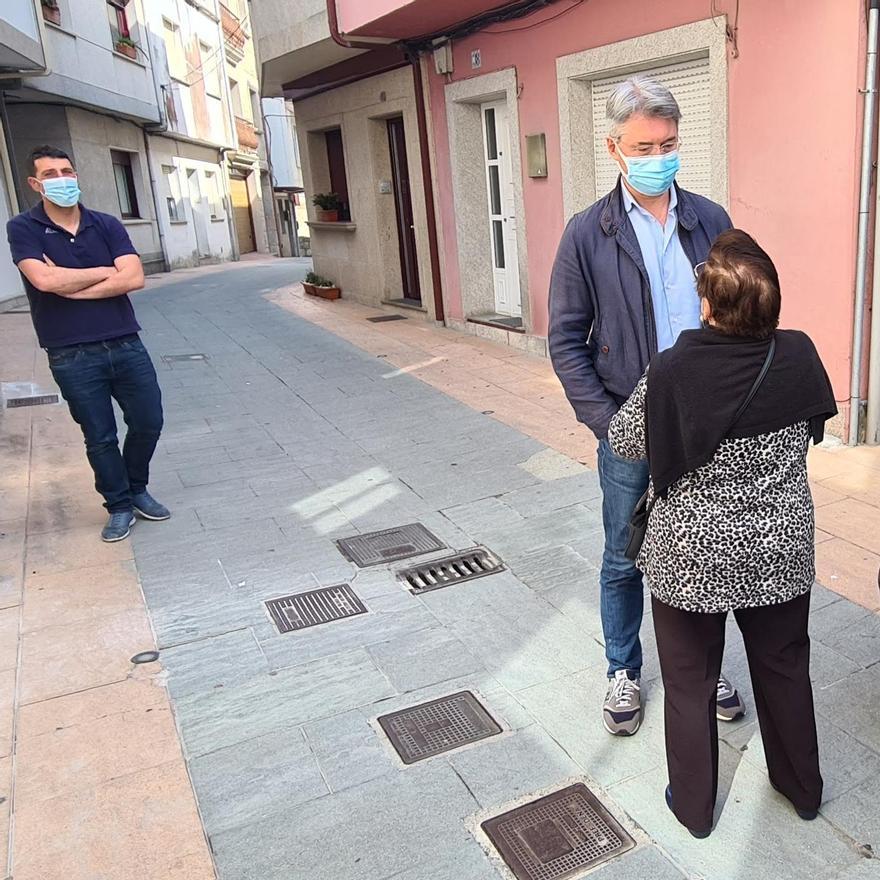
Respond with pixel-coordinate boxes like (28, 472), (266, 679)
(603, 670), (642, 736)
(102, 510), (135, 543)
(716, 673), (746, 722)
(131, 491), (171, 521)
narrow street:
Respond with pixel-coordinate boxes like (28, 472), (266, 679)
(2, 259), (879, 879)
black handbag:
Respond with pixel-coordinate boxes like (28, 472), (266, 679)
(623, 336), (777, 562)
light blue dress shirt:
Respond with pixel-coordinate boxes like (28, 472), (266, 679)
(621, 183), (701, 352)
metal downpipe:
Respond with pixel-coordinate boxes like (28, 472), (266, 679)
(849, 0), (880, 444)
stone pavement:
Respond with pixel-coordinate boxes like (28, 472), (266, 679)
(1, 257), (879, 879)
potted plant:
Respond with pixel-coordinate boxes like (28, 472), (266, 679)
(312, 192), (342, 222)
(302, 272), (341, 300)
(115, 35), (138, 59)
(41, 0), (61, 25)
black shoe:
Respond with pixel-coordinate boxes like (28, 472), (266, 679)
(770, 781), (819, 820)
(665, 785), (712, 839)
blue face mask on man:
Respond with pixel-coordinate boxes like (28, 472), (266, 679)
(618, 150), (680, 197)
(41, 176), (81, 208)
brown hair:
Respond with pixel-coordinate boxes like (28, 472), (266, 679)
(698, 229), (781, 339)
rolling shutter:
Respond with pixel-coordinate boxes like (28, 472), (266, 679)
(591, 56), (712, 198)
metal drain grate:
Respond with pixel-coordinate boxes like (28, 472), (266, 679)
(6, 393), (60, 408)
(265, 584), (367, 634)
(163, 353), (207, 362)
(336, 523), (445, 567)
(378, 691), (502, 764)
(366, 314), (408, 323)
(398, 547), (504, 593)
(481, 784), (635, 880)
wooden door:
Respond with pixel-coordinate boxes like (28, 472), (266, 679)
(387, 117), (421, 303)
(230, 176), (256, 254)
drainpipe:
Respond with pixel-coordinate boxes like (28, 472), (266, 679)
(140, 26), (170, 272)
(849, 0), (880, 445)
(325, 0), (445, 322)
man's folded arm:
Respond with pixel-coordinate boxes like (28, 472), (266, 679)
(16, 258), (116, 295)
(63, 254), (144, 300)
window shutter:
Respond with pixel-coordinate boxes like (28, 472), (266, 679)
(591, 56), (712, 199)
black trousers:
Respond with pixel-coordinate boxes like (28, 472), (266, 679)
(652, 590), (822, 832)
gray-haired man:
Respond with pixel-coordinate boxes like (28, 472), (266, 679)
(549, 76), (745, 736)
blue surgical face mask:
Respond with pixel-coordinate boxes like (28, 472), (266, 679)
(619, 150), (680, 197)
(41, 176), (81, 208)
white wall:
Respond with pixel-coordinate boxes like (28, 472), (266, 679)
(0, 168), (24, 305)
(34, 0), (159, 122)
(262, 96), (302, 189)
(146, 0), (232, 149)
(148, 137), (233, 268)
(1, 0), (39, 41)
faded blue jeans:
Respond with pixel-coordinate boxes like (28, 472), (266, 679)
(47, 335), (163, 513)
(597, 438), (650, 678)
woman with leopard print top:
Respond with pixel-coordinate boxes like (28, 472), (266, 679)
(608, 229), (836, 839)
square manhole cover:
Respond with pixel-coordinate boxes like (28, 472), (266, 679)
(481, 783), (635, 880)
(336, 523), (445, 567)
(378, 691), (501, 764)
(366, 314), (408, 323)
(265, 584), (367, 633)
(398, 547), (504, 594)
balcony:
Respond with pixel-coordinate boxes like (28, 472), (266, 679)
(221, 3), (247, 64)
(336, 0), (516, 40)
(235, 116), (259, 152)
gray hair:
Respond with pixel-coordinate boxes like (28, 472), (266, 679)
(606, 75), (681, 138)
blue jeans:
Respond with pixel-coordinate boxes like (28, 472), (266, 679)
(597, 438), (650, 677)
(48, 335), (163, 513)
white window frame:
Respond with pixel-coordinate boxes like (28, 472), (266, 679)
(162, 164), (185, 222)
(201, 41), (221, 97)
(162, 17), (186, 82)
(204, 170), (223, 220)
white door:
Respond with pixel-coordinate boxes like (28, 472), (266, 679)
(481, 101), (521, 317)
(186, 169), (211, 258)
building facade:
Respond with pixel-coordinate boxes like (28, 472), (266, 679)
(262, 95), (308, 257)
(251, 0), (443, 320)
(3, 0), (165, 275)
(0, 0), (47, 304)
(0, 0), (284, 296)
(252, 0), (873, 440)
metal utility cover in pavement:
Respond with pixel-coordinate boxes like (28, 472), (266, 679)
(398, 547), (504, 594)
(6, 393), (59, 408)
(163, 353), (207, 362)
(335, 523), (445, 567)
(265, 584), (367, 634)
(481, 783), (635, 880)
(366, 315), (408, 323)
(378, 691), (501, 764)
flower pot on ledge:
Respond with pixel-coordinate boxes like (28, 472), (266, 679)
(42, 5), (61, 25)
(116, 42), (137, 59)
(316, 209), (339, 223)
(303, 282), (341, 301)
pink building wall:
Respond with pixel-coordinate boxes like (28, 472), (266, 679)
(418, 0), (864, 402)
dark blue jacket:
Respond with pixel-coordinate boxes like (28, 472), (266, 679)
(548, 181), (732, 439)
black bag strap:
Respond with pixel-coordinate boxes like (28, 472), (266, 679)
(731, 335), (776, 427)
(644, 334), (776, 514)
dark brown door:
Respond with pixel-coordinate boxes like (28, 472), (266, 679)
(387, 117), (421, 303)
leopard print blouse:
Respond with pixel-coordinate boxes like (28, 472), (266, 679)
(608, 374), (814, 613)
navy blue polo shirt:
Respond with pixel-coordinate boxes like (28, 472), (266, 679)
(6, 203), (141, 349)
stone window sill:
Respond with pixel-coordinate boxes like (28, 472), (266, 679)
(307, 221), (356, 232)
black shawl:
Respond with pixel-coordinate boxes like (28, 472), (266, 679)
(645, 328), (837, 498)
